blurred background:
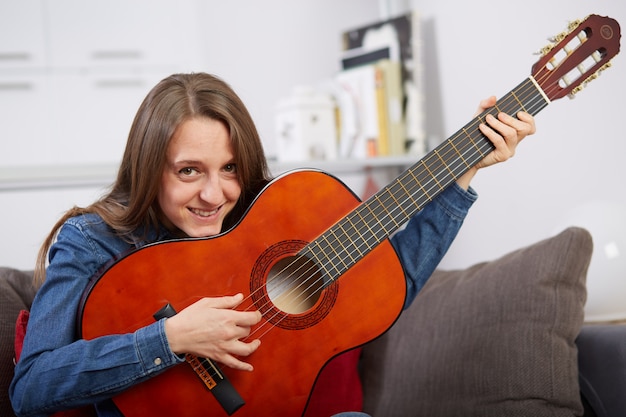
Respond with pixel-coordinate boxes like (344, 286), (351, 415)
(1, 0), (624, 320)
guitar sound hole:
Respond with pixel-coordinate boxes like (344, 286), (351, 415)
(266, 255), (323, 314)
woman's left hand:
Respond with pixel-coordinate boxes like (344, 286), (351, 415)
(456, 96), (536, 189)
(474, 95), (536, 169)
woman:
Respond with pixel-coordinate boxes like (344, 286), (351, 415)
(10, 73), (535, 416)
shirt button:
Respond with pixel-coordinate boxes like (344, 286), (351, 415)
(154, 357), (162, 366)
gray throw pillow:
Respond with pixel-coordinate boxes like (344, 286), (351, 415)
(361, 227), (592, 417)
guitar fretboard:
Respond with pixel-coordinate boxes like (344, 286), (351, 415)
(305, 76), (550, 284)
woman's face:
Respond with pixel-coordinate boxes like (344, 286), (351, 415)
(158, 117), (242, 237)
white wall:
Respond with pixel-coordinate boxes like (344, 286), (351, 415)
(0, 0), (382, 269)
(404, 0), (626, 269)
(193, 0), (383, 157)
(2, 0), (625, 275)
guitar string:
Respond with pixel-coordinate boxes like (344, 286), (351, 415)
(242, 76), (552, 341)
(240, 36), (596, 341)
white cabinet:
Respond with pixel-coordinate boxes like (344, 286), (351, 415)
(0, 1), (47, 69)
(46, 0), (191, 70)
(0, 74), (54, 166)
(48, 72), (166, 165)
(0, 0), (199, 168)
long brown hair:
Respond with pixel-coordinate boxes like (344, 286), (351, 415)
(35, 73), (271, 283)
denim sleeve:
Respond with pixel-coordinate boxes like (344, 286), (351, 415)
(10, 218), (184, 417)
(390, 183), (477, 309)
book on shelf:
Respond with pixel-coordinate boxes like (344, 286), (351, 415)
(376, 58), (404, 156)
(342, 11), (425, 157)
(334, 53), (404, 158)
(334, 63), (380, 159)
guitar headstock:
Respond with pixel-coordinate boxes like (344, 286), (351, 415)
(532, 14), (621, 101)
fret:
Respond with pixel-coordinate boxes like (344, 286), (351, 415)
(423, 157), (444, 187)
(359, 204), (388, 241)
(308, 76), (549, 284)
(407, 169), (431, 203)
(386, 187), (410, 219)
(313, 238), (339, 280)
(324, 230), (352, 268)
(348, 215), (373, 251)
(370, 194), (397, 233)
(337, 220), (363, 262)
(308, 239), (337, 278)
(449, 140), (471, 171)
(510, 91), (526, 112)
(397, 177), (421, 209)
(339, 220), (365, 258)
(463, 126), (486, 157)
(433, 149), (456, 180)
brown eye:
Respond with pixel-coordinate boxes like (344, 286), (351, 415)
(224, 163), (237, 173)
(179, 167), (198, 176)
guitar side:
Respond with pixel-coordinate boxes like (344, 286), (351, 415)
(79, 169), (407, 417)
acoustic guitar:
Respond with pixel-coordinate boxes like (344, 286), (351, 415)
(79, 14), (620, 417)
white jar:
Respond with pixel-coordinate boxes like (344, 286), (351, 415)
(274, 86), (337, 162)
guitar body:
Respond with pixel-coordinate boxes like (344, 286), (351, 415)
(79, 170), (407, 417)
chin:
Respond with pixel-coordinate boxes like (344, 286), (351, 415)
(185, 225), (222, 238)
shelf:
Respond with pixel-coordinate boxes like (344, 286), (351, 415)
(0, 156), (417, 192)
(0, 164), (117, 191)
(270, 155), (416, 175)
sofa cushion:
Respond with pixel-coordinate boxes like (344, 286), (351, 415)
(361, 227), (592, 417)
(577, 324), (626, 417)
(0, 268), (36, 417)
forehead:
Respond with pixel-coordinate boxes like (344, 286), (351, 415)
(167, 117), (233, 162)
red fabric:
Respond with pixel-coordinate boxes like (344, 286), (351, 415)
(362, 171), (380, 200)
(14, 309), (29, 363)
(304, 348), (363, 416)
(15, 310), (97, 417)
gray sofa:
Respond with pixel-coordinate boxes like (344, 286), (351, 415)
(2, 227), (625, 416)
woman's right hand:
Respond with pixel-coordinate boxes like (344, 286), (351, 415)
(164, 293), (262, 371)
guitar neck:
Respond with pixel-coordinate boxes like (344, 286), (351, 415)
(306, 76), (550, 283)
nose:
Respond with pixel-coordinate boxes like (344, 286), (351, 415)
(199, 175), (224, 204)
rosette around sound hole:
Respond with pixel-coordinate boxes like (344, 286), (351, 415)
(250, 240), (338, 330)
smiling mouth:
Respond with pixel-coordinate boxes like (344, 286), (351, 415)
(189, 207), (219, 217)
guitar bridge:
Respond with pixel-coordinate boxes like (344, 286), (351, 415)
(154, 303), (245, 415)
(185, 354), (218, 389)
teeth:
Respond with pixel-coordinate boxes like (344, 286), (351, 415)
(191, 208), (218, 217)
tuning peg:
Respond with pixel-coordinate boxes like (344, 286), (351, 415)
(567, 18), (583, 32)
(599, 61), (613, 73)
(548, 30), (569, 44)
(539, 18), (585, 56)
(567, 61), (613, 99)
(535, 43), (552, 56)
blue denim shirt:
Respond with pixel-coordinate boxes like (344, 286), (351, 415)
(10, 183), (476, 417)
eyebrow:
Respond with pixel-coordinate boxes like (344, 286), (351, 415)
(170, 159), (202, 166)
